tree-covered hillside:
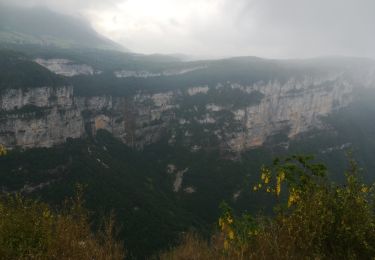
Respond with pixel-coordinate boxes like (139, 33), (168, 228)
(1, 87), (375, 257)
(0, 50), (66, 90)
(1, 46), (375, 258)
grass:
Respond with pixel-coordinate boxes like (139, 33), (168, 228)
(0, 187), (125, 259)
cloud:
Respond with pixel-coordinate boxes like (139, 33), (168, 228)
(1, 0), (375, 59)
(0, 0), (122, 14)
(236, 0), (375, 58)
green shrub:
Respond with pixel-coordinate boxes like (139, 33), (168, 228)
(0, 190), (125, 259)
(161, 155), (375, 259)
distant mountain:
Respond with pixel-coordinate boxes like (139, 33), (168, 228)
(0, 4), (127, 51)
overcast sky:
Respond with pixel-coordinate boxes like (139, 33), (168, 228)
(2, 0), (375, 59)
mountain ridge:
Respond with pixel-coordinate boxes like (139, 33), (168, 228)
(0, 4), (127, 51)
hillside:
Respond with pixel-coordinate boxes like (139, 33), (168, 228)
(0, 1), (375, 258)
(0, 5), (126, 51)
(161, 155), (375, 259)
(1, 46), (375, 257)
(0, 191), (125, 259)
(2, 87), (375, 257)
(0, 50), (66, 89)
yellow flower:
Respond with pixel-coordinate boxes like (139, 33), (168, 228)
(227, 216), (233, 224)
(43, 210), (51, 218)
(258, 183), (262, 189)
(253, 186), (258, 191)
(276, 177), (281, 196)
(0, 145), (7, 156)
(288, 188), (300, 207)
(279, 171), (286, 181)
(275, 171), (285, 196)
(224, 240), (229, 250)
(276, 183), (281, 196)
(361, 186), (369, 193)
(228, 230), (235, 240)
(266, 187), (271, 193)
(218, 217), (223, 228)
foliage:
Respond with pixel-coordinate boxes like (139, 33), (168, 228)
(0, 131), (255, 258)
(0, 188), (125, 259)
(0, 145), (6, 156)
(217, 202), (258, 258)
(159, 232), (214, 260)
(162, 155), (375, 259)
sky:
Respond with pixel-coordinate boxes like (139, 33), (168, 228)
(2, 0), (375, 59)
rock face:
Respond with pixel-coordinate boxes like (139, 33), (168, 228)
(0, 69), (374, 152)
(0, 86), (82, 148)
(34, 59), (98, 77)
(114, 65), (207, 78)
(224, 76), (354, 151)
(0, 86), (74, 111)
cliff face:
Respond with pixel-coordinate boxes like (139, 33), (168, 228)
(34, 59), (98, 77)
(0, 69), (373, 152)
(0, 86), (83, 148)
(224, 75), (354, 151)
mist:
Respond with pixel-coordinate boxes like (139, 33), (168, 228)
(1, 0), (375, 59)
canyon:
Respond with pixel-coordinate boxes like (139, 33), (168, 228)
(1, 60), (373, 153)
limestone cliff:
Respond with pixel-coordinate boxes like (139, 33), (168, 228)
(0, 66), (374, 152)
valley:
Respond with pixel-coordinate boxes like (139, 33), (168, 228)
(1, 48), (375, 257)
(1, 4), (375, 258)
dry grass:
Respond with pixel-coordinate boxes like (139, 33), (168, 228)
(0, 194), (126, 259)
(160, 233), (214, 260)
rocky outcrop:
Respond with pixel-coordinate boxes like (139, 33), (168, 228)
(114, 65), (207, 78)
(0, 69), (373, 152)
(0, 86), (176, 149)
(224, 75), (354, 151)
(34, 59), (99, 77)
(0, 86), (82, 148)
(0, 86), (74, 111)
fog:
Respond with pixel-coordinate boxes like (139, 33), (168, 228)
(1, 0), (375, 59)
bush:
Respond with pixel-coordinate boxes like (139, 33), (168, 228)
(161, 155), (375, 259)
(0, 145), (7, 156)
(0, 189), (125, 259)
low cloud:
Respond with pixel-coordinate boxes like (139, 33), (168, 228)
(1, 0), (375, 59)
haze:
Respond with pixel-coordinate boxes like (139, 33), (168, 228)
(1, 0), (375, 59)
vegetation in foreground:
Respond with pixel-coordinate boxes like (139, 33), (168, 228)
(161, 155), (375, 259)
(2, 142), (375, 259)
(0, 187), (125, 259)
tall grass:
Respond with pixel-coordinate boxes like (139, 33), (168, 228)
(0, 191), (125, 259)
